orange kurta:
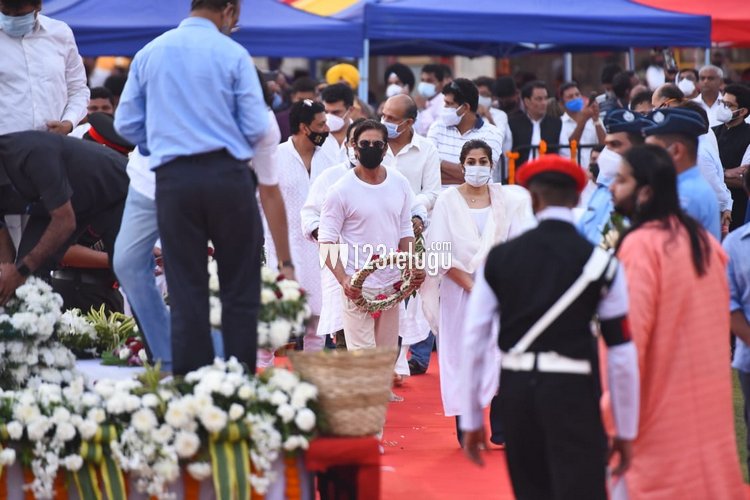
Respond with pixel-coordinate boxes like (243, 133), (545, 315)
(617, 220), (745, 499)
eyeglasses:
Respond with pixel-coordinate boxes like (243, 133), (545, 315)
(719, 99), (738, 110)
(658, 98), (678, 109)
(357, 140), (386, 150)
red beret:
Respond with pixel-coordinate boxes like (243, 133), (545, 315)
(516, 155), (588, 194)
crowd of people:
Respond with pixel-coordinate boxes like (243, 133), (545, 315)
(2, 0), (750, 498)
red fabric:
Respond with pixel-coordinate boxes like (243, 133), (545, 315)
(516, 154), (588, 193)
(634, 0), (750, 46)
(305, 437), (381, 500)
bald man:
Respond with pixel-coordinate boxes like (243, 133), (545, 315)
(382, 94), (441, 379)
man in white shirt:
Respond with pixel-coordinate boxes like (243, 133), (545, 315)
(1, 0), (89, 247)
(414, 64), (447, 136)
(319, 120), (424, 351)
(263, 99), (334, 355)
(557, 82), (605, 169)
(427, 78), (505, 187)
(693, 65), (726, 127)
(321, 83), (355, 164)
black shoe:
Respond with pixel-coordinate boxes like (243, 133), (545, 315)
(408, 359), (427, 375)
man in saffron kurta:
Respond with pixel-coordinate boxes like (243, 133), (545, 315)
(609, 143), (745, 499)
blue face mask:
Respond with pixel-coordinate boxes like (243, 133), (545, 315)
(271, 93), (283, 110)
(381, 119), (404, 139)
(565, 97), (585, 113)
(1, 11), (36, 38)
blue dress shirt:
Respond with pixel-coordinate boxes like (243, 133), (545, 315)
(114, 17), (268, 169)
(724, 222), (750, 372)
(577, 183), (614, 245)
(677, 166), (720, 240)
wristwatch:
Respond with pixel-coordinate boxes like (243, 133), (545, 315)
(16, 262), (31, 278)
(279, 260), (294, 270)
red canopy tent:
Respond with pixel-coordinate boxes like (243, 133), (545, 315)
(634, 0), (750, 46)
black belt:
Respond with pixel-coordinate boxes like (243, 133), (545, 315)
(50, 269), (117, 288)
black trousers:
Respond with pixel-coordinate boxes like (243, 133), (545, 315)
(155, 151), (262, 375)
(498, 369), (608, 500)
(51, 274), (124, 313)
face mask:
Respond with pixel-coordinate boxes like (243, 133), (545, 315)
(357, 145), (384, 169)
(0, 11), (36, 38)
(463, 166), (492, 187)
(715, 103), (733, 124)
(417, 82), (436, 98)
(477, 95), (493, 109)
(326, 113), (346, 132)
(386, 84), (403, 98)
(306, 129), (329, 147)
(676, 78), (696, 96)
(596, 147), (622, 187)
(271, 93), (283, 110)
(346, 146), (358, 167)
(440, 106), (464, 127)
(565, 97), (585, 113)
(381, 119), (405, 139)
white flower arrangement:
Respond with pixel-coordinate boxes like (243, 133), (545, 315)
(208, 260), (311, 350)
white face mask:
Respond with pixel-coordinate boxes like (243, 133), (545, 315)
(596, 147), (622, 187)
(477, 95), (493, 109)
(386, 83), (403, 98)
(715, 103), (734, 124)
(417, 82), (436, 98)
(326, 112), (346, 132)
(440, 106), (464, 127)
(464, 166), (492, 187)
(676, 78), (696, 96)
(346, 146), (358, 167)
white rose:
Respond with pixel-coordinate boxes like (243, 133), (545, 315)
(268, 320), (292, 348)
(276, 404), (295, 423)
(199, 406), (228, 434)
(0, 448), (16, 466)
(6, 421), (23, 440)
(138, 349), (148, 364)
(118, 348), (131, 361)
(260, 289), (276, 305)
(63, 455), (83, 472)
(228, 404), (244, 421)
(131, 409), (158, 433)
(281, 288), (301, 302)
(174, 431), (201, 458)
(55, 422), (77, 442)
(294, 408), (316, 432)
(187, 462), (212, 481)
(165, 403), (191, 430)
(260, 267), (278, 283)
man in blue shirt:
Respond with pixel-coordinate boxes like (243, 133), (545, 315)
(643, 108), (721, 240)
(115, 0), (269, 375)
(723, 172), (750, 475)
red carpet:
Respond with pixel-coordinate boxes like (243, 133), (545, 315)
(381, 353), (515, 499)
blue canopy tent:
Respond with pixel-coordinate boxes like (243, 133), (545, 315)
(42, 0), (364, 57)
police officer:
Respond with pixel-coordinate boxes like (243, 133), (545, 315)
(0, 130), (129, 304)
(460, 155), (640, 499)
(577, 109), (651, 244)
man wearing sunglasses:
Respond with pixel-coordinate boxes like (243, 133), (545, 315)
(319, 119), (426, 356)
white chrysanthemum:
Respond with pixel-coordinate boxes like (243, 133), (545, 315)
(131, 409), (158, 433)
(165, 402), (191, 430)
(294, 408), (316, 432)
(290, 383), (318, 409)
(87, 408), (106, 424)
(6, 421), (23, 440)
(62, 455), (83, 472)
(52, 407), (71, 424)
(26, 419), (50, 442)
(208, 260), (220, 292)
(153, 424), (174, 445)
(260, 289), (276, 305)
(268, 320), (292, 348)
(260, 267), (278, 283)
(228, 403), (244, 421)
(141, 393), (159, 408)
(268, 369), (300, 393)
(209, 297), (222, 328)
(199, 406), (228, 434)
(13, 404), (40, 424)
(55, 422), (77, 442)
(174, 431), (201, 458)
(0, 448), (16, 466)
(153, 459), (179, 483)
(187, 461), (212, 481)
(77, 420), (98, 440)
(276, 404), (295, 423)
(281, 288), (301, 301)
(237, 384), (255, 401)
(118, 348), (131, 361)
(269, 390), (288, 406)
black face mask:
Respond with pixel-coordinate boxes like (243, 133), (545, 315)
(306, 130), (329, 146)
(357, 145), (384, 169)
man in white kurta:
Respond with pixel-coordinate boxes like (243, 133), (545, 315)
(263, 100), (338, 356)
(382, 94), (442, 378)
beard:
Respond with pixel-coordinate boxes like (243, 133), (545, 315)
(613, 193), (637, 219)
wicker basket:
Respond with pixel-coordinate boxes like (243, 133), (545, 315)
(289, 348), (397, 436)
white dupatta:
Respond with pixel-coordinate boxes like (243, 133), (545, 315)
(421, 183), (534, 333)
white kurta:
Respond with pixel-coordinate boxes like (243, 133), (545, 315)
(422, 184), (535, 416)
(263, 139), (337, 316)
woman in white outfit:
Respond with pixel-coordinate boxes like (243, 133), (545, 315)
(422, 139), (535, 445)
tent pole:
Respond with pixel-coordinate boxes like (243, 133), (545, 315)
(627, 48), (635, 71)
(358, 38), (370, 103)
(704, 47), (711, 66)
(563, 52), (573, 82)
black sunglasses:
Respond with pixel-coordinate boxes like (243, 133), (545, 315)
(357, 140), (386, 150)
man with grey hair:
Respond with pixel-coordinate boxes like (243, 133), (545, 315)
(694, 65), (726, 127)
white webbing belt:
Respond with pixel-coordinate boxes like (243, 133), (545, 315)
(502, 247), (615, 375)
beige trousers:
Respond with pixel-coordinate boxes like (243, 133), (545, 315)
(341, 289), (399, 351)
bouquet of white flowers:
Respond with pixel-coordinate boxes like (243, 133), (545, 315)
(208, 260), (311, 351)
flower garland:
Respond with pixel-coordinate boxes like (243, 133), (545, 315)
(349, 251), (422, 318)
(209, 259), (311, 350)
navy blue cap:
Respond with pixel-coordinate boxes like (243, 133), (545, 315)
(642, 108), (707, 138)
(603, 109), (652, 134)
